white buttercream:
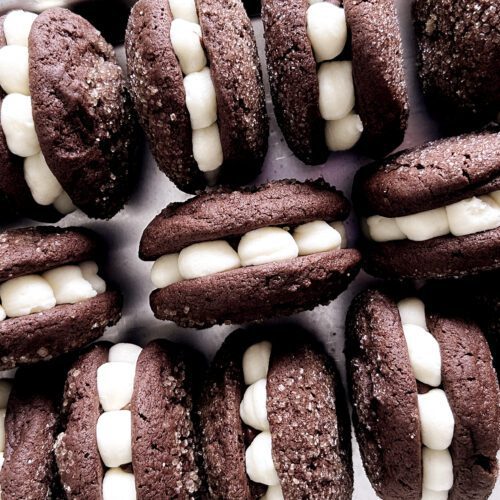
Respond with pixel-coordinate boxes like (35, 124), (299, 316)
(293, 220), (342, 255)
(242, 341), (272, 385)
(240, 378), (269, 432)
(238, 227), (298, 266)
(365, 190), (500, 242)
(318, 61), (355, 121)
(178, 241), (241, 279)
(245, 431), (280, 486)
(102, 468), (136, 500)
(96, 410), (133, 468)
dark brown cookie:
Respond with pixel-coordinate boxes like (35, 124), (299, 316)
(353, 130), (500, 280)
(0, 363), (65, 499)
(261, 0), (408, 164)
(140, 180), (349, 259)
(427, 314), (499, 500)
(413, 0), (500, 129)
(28, 8), (138, 220)
(131, 340), (205, 498)
(151, 249), (361, 328)
(0, 290), (122, 370)
(345, 288), (422, 500)
(199, 328), (353, 499)
(142, 180), (360, 327)
(261, 0), (326, 164)
(55, 343), (110, 499)
(345, 0), (409, 156)
(0, 17), (61, 223)
(362, 226), (500, 280)
(267, 335), (353, 498)
(0, 226), (99, 282)
(346, 288), (500, 500)
(0, 225), (122, 369)
(353, 130), (500, 217)
(126, 0), (202, 192)
(126, 0), (267, 193)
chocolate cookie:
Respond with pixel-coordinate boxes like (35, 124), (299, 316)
(140, 180), (361, 328)
(413, 0), (500, 129)
(261, 0), (408, 164)
(199, 327), (353, 498)
(126, 0), (268, 193)
(0, 8), (138, 222)
(56, 340), (205, 499)
(353, 129), (500, 279)
(0, 361), (66, 498)
(346, 288), (500, 500)
(0, 226), (122, 370)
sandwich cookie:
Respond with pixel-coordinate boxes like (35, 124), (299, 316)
(199, 328), (353, 498)
(126, 0), (268, 193)
(353, 130), (500, 279)
(0, 362), (65, 498)
(261, 0), (409, 165)
(55, 340), (205, 499)
(140, 180), (361, 328)
(413, 0), (499, 128)
(346, 288), (500, 500)
(0, 8), (137, 222)
(0, 226), (122, 370)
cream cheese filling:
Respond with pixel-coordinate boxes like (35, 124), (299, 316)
(0, 261), (105, 321)
(306, 0), (363, 152)
(168, 0), (223, 178)
(397, 298), (455, 499)
(0, 10), (76, 215)
(150, 220), (347, 288)
(96, 343), (143, 500)
(241, 341), (284, 500)
(364, 190), (500, 242)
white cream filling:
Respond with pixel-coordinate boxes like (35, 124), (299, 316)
(0, 261), (105, 319)
(150, 220), (345, 288)
(306, 0), (363, 151)
(0, 11), (75, 215)
(96, 343), (143, 500)
(365, 190), (500, 242)
(241, 341), (284, 499)
(168, 0), (223, 175)
(397, 298), (454, 499)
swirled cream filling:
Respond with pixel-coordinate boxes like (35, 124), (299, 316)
(96, 342), (143, 500)
(240, 341), (284, 500)
(168, 0), (223, 179)
(364, 190), (500, 242)
(0, 10), (75, 214)
(397, 298), (455, 500)
(306, 0), (363, 151)
(0, 261), (105, 322)
(150, 220), (346, 288)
